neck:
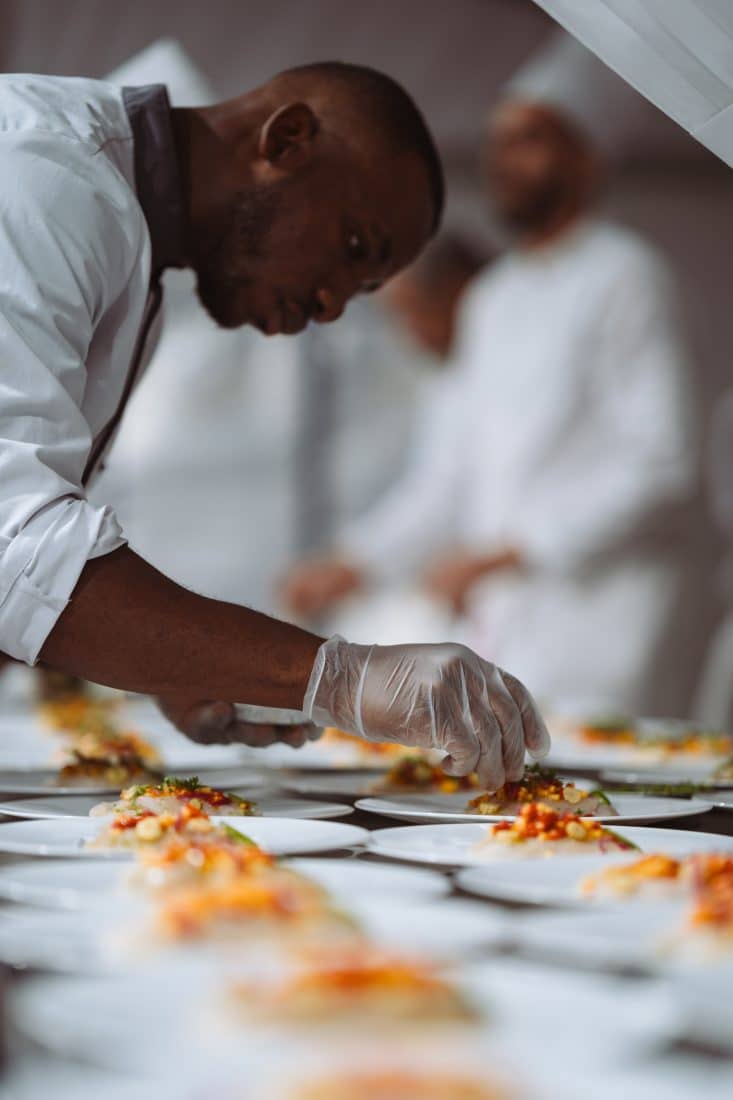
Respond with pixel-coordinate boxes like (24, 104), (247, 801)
(171, 106), (235, 266)
(517, 200), (586, 252)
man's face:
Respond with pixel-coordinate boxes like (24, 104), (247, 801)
(192, 146), (434, 334)
(486, 101), (584, 232)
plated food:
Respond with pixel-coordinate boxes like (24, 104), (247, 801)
(38, 694), (121, 734)
(130, 829), (276, 891)
(56, 728), (161, 788)
(475, 805), (638, 860)
(372, 754), (480, 794)
(466, 768), (614, 817)
(85, 803), (246, 852)
(291, 1070), (505, 1100)
(229, 946), (478, 1028)
(322, 728), (411, 761)
(156, 872), (335, 942)
(89, 775), (258, 818)
(682, 853), (733, 955)
(576, 718), (733, 759)
(579, 853), (683, 900)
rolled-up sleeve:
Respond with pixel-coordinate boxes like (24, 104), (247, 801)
(0, 144), (130, 663)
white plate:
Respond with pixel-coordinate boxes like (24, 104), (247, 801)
(0, 793), (352, 821)
(456, 853), (665, 907)
(367, 823), (733, 867)
(354, 793), (709, 826)
(691, 789), (733, 810)
(548, 747), (726, 780)
(0, 764), (266, 797)
(0, 896), (504, 974)
(510, 900), (705, 973)
(602, 766), (733, 788)
(282, 772), (383, 798)
(0, 816), (368, 858)
(11, 957), (678, 1078)
(0, 856), (449, 910)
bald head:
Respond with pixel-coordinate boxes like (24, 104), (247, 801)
(486, 99), (601, 243)
(176, 61), (443, 333)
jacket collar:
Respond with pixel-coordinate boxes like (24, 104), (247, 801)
(122, 84), (187, 277)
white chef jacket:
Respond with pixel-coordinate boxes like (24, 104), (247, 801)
(0, 75), (186, 664)
(344, 221), (704, 713)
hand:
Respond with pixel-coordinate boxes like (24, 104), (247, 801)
(156, 697), (321, 749)
(302, 635), (550, 790)
(280, 557), (364, 618)
(423, 547), (522, 614)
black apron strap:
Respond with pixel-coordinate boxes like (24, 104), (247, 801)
(82, 280), (163, 487)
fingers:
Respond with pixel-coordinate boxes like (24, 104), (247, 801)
(161, 699), (235, 743)
(501, 670), (551, 760)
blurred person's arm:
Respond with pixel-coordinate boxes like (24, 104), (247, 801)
(503, 253), (698, 573)
(423, 546), (522, 613)
(281, 368), (470, 617)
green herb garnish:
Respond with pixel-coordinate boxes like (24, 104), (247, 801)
(219, 824), (256, 846)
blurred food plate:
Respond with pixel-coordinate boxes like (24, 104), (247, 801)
(354, 793), (710, 826)
(0, 816), (367, 858)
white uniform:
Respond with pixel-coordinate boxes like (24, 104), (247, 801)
(345, 221), (704, 714)
(0, 74), (183, 664)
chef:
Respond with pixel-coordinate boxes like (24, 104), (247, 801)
(282, 46), (703, 716)
(0, 61), (549, 788)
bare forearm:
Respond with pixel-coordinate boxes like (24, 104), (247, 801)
(39, 547), (323, 707)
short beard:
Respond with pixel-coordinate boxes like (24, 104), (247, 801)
(497, 180), (569, 236)
(194, 185), (283, 329)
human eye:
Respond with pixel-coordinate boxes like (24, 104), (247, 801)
(345, 228), (368, 264)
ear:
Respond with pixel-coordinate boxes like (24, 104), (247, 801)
(258, 102), (320, 167)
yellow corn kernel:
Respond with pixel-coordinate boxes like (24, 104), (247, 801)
(135, 816), (162, 842)
(565, 821), (588, 841)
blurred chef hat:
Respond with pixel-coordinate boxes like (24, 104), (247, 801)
(106, 38), (215, 106)
(533, 0), (733, 170)
(503, 30), (665, 156)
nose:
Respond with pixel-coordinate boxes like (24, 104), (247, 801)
(312, 287), (346, 324)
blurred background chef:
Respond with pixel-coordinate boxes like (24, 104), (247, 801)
(282, 40), (709, 718)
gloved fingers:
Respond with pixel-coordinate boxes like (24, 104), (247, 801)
(501, 670), (551, 760)
(439, 696), (485, 779)
(473, 722), (506, 790)
(483, 673), (526, 783)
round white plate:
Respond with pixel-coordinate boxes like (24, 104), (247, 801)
(456, 852), (664, 907)
(0, 896), (504, 974)
(602, 767), (733, 789)
(548, 748), (726, 780)
(691, 789), (733, 810)
(10, 957), (677, 1078)
(0, 793), (352, 821)
(367, 823), (733, 867)
(0, 764), (266, 797)
(509, 899), (700, 973)
(239, 741), (407, 773)
(0, 815), (368, 858)
(0, 856), (449, 910)
(354, 793), (709, 826)
(282, 772), (383, 798)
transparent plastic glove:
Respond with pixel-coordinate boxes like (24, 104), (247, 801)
(302, 635), (550, 790)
